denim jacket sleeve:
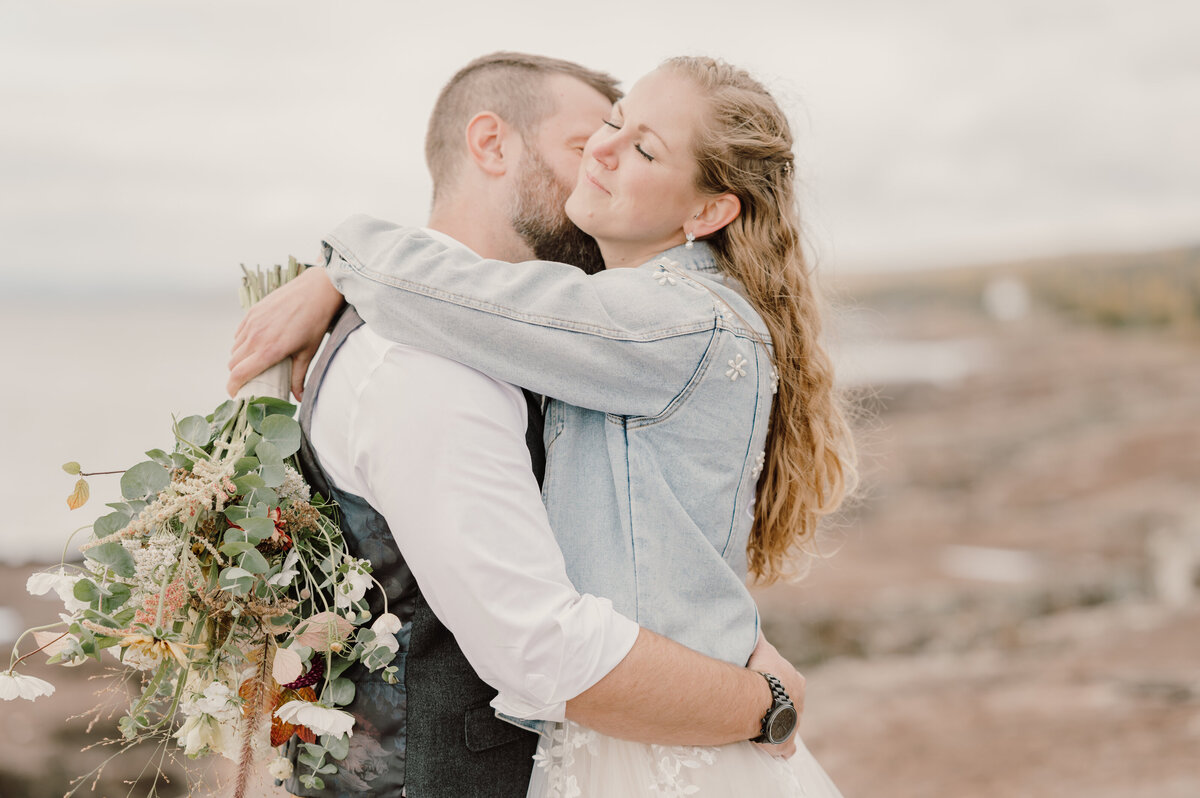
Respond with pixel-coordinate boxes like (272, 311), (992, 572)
(323, 214), (722, 418)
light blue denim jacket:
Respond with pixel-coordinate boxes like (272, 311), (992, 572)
(323, 215), (774, 670)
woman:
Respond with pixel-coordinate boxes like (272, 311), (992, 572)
(235, 57), (854, 795)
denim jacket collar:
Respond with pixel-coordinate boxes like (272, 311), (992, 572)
(640, 240), (719, 275)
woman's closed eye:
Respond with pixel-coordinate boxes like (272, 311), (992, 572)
(601, 119), (656, 162)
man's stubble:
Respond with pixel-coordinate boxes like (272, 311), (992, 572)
(509, 147), (606, 275)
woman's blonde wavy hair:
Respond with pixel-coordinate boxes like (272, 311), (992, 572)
(664, 56), (858, 584)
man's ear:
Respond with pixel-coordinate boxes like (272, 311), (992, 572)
(692, 193), (741, 239)
(464, 111), (514, 177)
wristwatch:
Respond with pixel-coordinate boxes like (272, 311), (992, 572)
(751, 672), (797, 744)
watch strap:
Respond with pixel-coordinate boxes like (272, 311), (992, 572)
(752, 671), (793, 743)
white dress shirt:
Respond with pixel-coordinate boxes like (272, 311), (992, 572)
(309, 234), (638, 722)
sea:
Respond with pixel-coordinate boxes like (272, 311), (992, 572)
(0, 288), (987, 642)
(0, 289), (992, 565)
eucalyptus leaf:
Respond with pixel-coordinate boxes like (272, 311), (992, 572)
(218, 566), (255, 595)
(208, 399), (239, 433)
(237, 517), (277, 544)
(224, 505), (250, 524)
(260, 463), (287, 488)
(328, 656), (354, 680)
(219, 540), (257, 557)
(175, 415), (213, 449)
(254, 441), (283, 465)
(234, 456), (260, 477)
(144, 448), (173, 467)
(101, 583), (132, 614)
(260, 415), (302, 458)
(86, 540), (136, 578)
(121, 461), (169, 501)
(233, 473), (266, 494)
(247, 403), (266, 433)
(247, 485), (278, 508)
(238, 548), (270, 575)
(83, 608), (121, 629)
(326, 677), (356, 706)
(323, 732), (350, 760)
(106, 499), (147, 515)
(158, 451), (189, 469)
(92, 634), (122, 650)
(249, 396), (297, 417)
(73, 579), (100, 603)
(93, 510), (130, 538)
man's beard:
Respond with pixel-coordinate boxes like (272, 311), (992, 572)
(509, 149), (606, 275)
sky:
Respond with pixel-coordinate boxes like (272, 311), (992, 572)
(1, 0), (1198, 296)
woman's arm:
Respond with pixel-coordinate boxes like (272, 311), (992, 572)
(324, 215), (721, 418)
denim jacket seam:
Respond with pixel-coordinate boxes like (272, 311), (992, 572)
(338, 253), (719, 343)
(622, 325), (722, 429)
(618, 418), (639, 622)
(719, 343), (769, 557)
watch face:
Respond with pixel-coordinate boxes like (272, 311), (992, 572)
(768, 705), (798, 743)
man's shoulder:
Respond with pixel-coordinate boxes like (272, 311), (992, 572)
(333, 325), (527, 415)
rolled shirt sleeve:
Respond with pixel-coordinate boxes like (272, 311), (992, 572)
(310, 326), (638, 721)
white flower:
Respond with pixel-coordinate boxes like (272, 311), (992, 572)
(274, 700), (355, 738)
(174, 713), (237, 759)
(267, 549), (301, 587)
(183, 681), (241, 723)
(334, 565), (373, 610)
(268, 755), (294, 781)
(26, 568), (89, 613)
(372, 613), (402, 635)
(278, 466), (311, 503)
(0, 670), (56, 701)
(364, 612), (404, 658)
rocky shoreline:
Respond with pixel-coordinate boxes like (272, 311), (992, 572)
(4, 258), (1198, 797)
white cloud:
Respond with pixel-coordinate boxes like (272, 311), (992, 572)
(2, 0), (1197, 291)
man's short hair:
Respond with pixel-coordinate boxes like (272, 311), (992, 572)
(425, 52), (622, 198)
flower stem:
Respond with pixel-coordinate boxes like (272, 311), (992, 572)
(8, 627), (70, 670)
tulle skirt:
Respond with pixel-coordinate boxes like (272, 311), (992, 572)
(527, 720), (843, 797)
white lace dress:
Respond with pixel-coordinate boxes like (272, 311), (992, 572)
(527, 721), (843, 797)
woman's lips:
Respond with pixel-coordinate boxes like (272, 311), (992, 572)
(585, 172), (610, 195)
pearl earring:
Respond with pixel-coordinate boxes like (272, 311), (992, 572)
(685, 231), (695, 249)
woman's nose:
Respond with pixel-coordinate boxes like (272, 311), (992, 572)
(590, 135), (617, 169)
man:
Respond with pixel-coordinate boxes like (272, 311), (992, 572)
(231, 52), (803, 798)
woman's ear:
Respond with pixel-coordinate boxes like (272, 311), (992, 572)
(464, 111), (512, 176)
(692, 193), (742, 239)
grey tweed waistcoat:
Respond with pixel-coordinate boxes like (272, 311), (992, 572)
(283, 306), (543, 797)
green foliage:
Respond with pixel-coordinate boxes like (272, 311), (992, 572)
(15, 376), (386, 797)
(120, 461), (170, 501)
(86, 540), (137, 578)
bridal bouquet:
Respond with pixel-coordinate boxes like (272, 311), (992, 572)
(2, 262), (398, 796)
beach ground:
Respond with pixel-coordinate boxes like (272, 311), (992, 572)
(3, 263), (1198, 797)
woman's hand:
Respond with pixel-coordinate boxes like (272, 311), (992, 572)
(227, 267), (345, 401)
(746, 630), (804, 759)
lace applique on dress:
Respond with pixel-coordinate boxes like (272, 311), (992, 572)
(647, 743), (719, 796)
(533, 722), (599, 798)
